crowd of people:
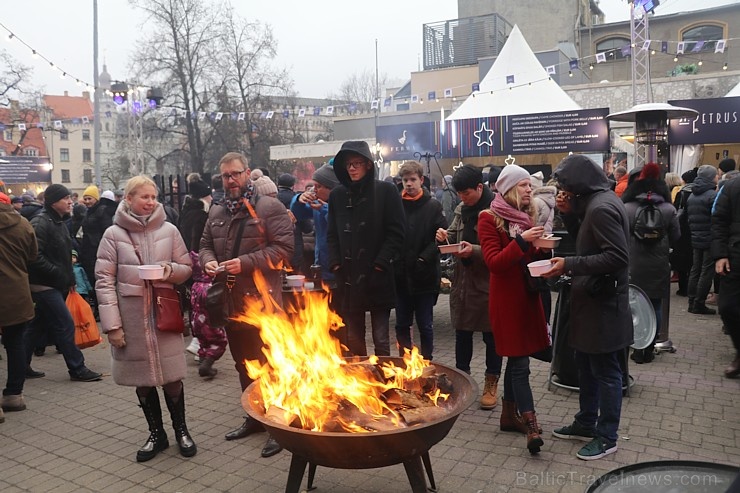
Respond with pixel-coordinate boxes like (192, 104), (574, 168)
(0, 147), (738, 466)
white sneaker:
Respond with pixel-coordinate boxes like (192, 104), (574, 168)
(185, 338), (200, 355)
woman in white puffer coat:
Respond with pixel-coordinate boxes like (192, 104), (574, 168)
(96, 175), (194, 462)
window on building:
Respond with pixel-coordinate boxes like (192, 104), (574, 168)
(4, 130), (12, 141)
(105, 122), (109, 132)
(0, 148), (6, 156)
(60, 129), (69, 140)
(83, 169), (93, 183)
(83, 149), (92, 162)
(681, 24), (724, 53)
(82, 129), (90, 140)
(24, 147), (38, 156)
(596, 36), (631, 60)
(61, 169), (70, 183)
(60, 148), (70, 162)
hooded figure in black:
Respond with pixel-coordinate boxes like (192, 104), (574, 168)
(327, 141), (405, 357)
(79, 192), (117, 286)
(544, 155), (632, 459)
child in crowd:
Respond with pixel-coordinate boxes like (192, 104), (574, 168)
(72, 250), (94, 307)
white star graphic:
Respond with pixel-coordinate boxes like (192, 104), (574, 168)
(474, 121), (494, 147)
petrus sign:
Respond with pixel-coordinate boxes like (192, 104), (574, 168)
(668, 97), (740, 145)
(376, 122), (438, 161)
(0, 156), (53, 184)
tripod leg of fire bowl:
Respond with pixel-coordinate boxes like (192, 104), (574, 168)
(306, 462), (317, 491)
(421, 452), (437, 492)
(285, 455), (308, 493)
(402, 455), (428, 493)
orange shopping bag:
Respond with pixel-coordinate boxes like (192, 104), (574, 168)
(66, 290), (102, 349)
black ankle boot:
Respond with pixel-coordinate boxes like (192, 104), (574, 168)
(692, 302), (716, 315)
(136, 388), (169, 462)
(164, 386), (197, 458)
(688, 298), (695, 313)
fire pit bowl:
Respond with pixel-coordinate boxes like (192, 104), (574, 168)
(242, 357), (477, 492)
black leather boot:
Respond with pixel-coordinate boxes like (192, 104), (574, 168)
(225, 416), (265, 441)
(164, 386), (197, 458)
(136, 388), (169, 462)
(261, 434), (283, 458)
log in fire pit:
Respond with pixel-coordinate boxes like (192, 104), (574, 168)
(242, 357), (476, 493)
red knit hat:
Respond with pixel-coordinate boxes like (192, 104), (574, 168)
(639, 162), (661, 181)
(0, 192), (10, 205)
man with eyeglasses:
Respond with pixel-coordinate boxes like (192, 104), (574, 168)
(199, 152), (294, 458)
(327, 141), (405, 357)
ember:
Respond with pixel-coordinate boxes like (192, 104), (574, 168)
(231, 272), (452, 433)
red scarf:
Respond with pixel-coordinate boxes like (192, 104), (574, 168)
(489, 193), (532, 238)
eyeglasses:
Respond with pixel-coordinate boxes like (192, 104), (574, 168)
(346, 160), (367, 169)
(221, 170), (245, 181)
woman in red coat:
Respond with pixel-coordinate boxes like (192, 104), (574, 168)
(479, 164), (551, 454)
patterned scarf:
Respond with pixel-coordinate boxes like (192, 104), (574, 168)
(224, 184), (255, 215)
(490, 193), (533, 238)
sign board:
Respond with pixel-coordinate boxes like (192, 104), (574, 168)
(0, 156), (52, 184)
(668, 97), (740, 145)
(441, 108), (610, 158)
(376, 122), (438, 161)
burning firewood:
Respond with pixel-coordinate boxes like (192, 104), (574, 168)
(399, 406), (448, 426)
(383, 388), (435, 409)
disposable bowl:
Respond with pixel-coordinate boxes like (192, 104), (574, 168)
(533, 236), (561, 249)
(285, 275), (306, 288)
(138, 265), (164, 280)
(527, 260), (552, 277)
(438, 243), (463, 254)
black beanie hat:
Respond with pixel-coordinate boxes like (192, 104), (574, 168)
(188, 180), (211, 199)
(719, 158), (737, 174)
(44, 184), (71, 206)
(278, 173), (296, 188)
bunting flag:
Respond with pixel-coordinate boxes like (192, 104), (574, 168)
(410, 94), (419, 103)
(716, 39), (726, 53)
(546, 65), (556, 74)
(621, 45), (632, 57)
(326, 106), (334, 115)
(349, 103), (357, 112)
(642, 40), (651, 51)
(313, 107), (320, 116)
(298, 108), (306, 117)
(691, 41), (705, 53)
(677, 42), (685, 54)
(53, 120), (63, 129)
(18, 123), (26, 131)
(371, 99), (379, 110)
(505, 75), (515, 84)
(198, 111), (206, 121)
(472, 82), (480, 92)
(266, 111), (274, 119)
(36, 123), (44, 128)
(428, 91), (436, 101)
(282, 109), (289, 118)
(81, 116), (89, 124)
(596, 52), (606, 63)
(569, 59), (579, 70)
(215, 112), (223, 121)
(661, 41), (668, 53)
(384, 97), (391, 107)
(444, 88), (453, 98)
(237, 112), (245, 121)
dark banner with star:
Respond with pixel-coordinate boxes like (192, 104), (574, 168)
(440, 108), (610, 158)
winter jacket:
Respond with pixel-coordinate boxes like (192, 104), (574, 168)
(687, 176), (717, 250)
(29, 207), (76, 292)
(479, 211), (550, 357)
(0, 204), (37, 326)
(446, 200), (492, 332)
(80, 197), (117, 280)
(199, 193), (294, 312)
(327, 163), (405, 313)
(396, 189), (447, 297)
(20, 201), (43, 221)
(277, 187), (295, 209)
(532, 186), (557, 233)
(73, 264), (93, 295)
(712, 177), (740, 264)
(622, 179), (680, 299)
(179, 196), (209, 252)
(440, 187), (460, 221)
(553, 155), (633, 354)
(291, 194), (333, 281)
(95, 202), (192, 387)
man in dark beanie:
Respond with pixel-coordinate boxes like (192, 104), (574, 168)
(719, 158), (736, 176)
(276, 173), (296, 209)
(327, 141), (405, 356)
(25, 184), (103, 382)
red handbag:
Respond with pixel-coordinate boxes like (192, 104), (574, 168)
(152, 285), (185, 333)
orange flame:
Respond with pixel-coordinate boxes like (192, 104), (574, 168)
(231, 270), (446, 432)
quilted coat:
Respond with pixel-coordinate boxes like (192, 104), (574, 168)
(95, 201), (192, 387)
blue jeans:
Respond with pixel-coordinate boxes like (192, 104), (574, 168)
(2, 322), (27, 396)
(503, 356), (534, 413)
(455, 330), (503, 376)
(394, 291), (436, 360)
(575, 350), (623, 445)
(345, 309), (391, 357)
(26, 289), (85, 373)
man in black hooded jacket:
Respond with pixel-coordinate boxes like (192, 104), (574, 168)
(327, 141), (405, 356)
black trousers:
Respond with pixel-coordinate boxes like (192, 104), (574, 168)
(225, 322), (266, 392)
(718, 270), (740, 356)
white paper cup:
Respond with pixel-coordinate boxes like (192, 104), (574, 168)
(527, 260), (552, 277)
(138, 265), (164, 280)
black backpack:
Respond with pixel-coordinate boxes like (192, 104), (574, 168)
(633, 194), (666, 243)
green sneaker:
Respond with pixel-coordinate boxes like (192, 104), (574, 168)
(552, 421), (596, 441)
(576, 437), (617, 460)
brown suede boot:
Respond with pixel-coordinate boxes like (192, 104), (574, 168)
(479, 374), (499, 410)
(500, 400), (527, 433)
(520, 411), (543, 454)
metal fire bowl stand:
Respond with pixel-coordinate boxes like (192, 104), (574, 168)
(242, 357), (477, 493)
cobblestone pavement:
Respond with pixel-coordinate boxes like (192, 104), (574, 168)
(1, 291), (738, 492)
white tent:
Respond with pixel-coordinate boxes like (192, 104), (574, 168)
(448, 25), (580, 121)
(726, 80), (740, 97)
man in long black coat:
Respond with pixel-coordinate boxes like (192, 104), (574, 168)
(327, 141), (405, 356)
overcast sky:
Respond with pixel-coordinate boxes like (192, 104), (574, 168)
(0, 0), (734, 100)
